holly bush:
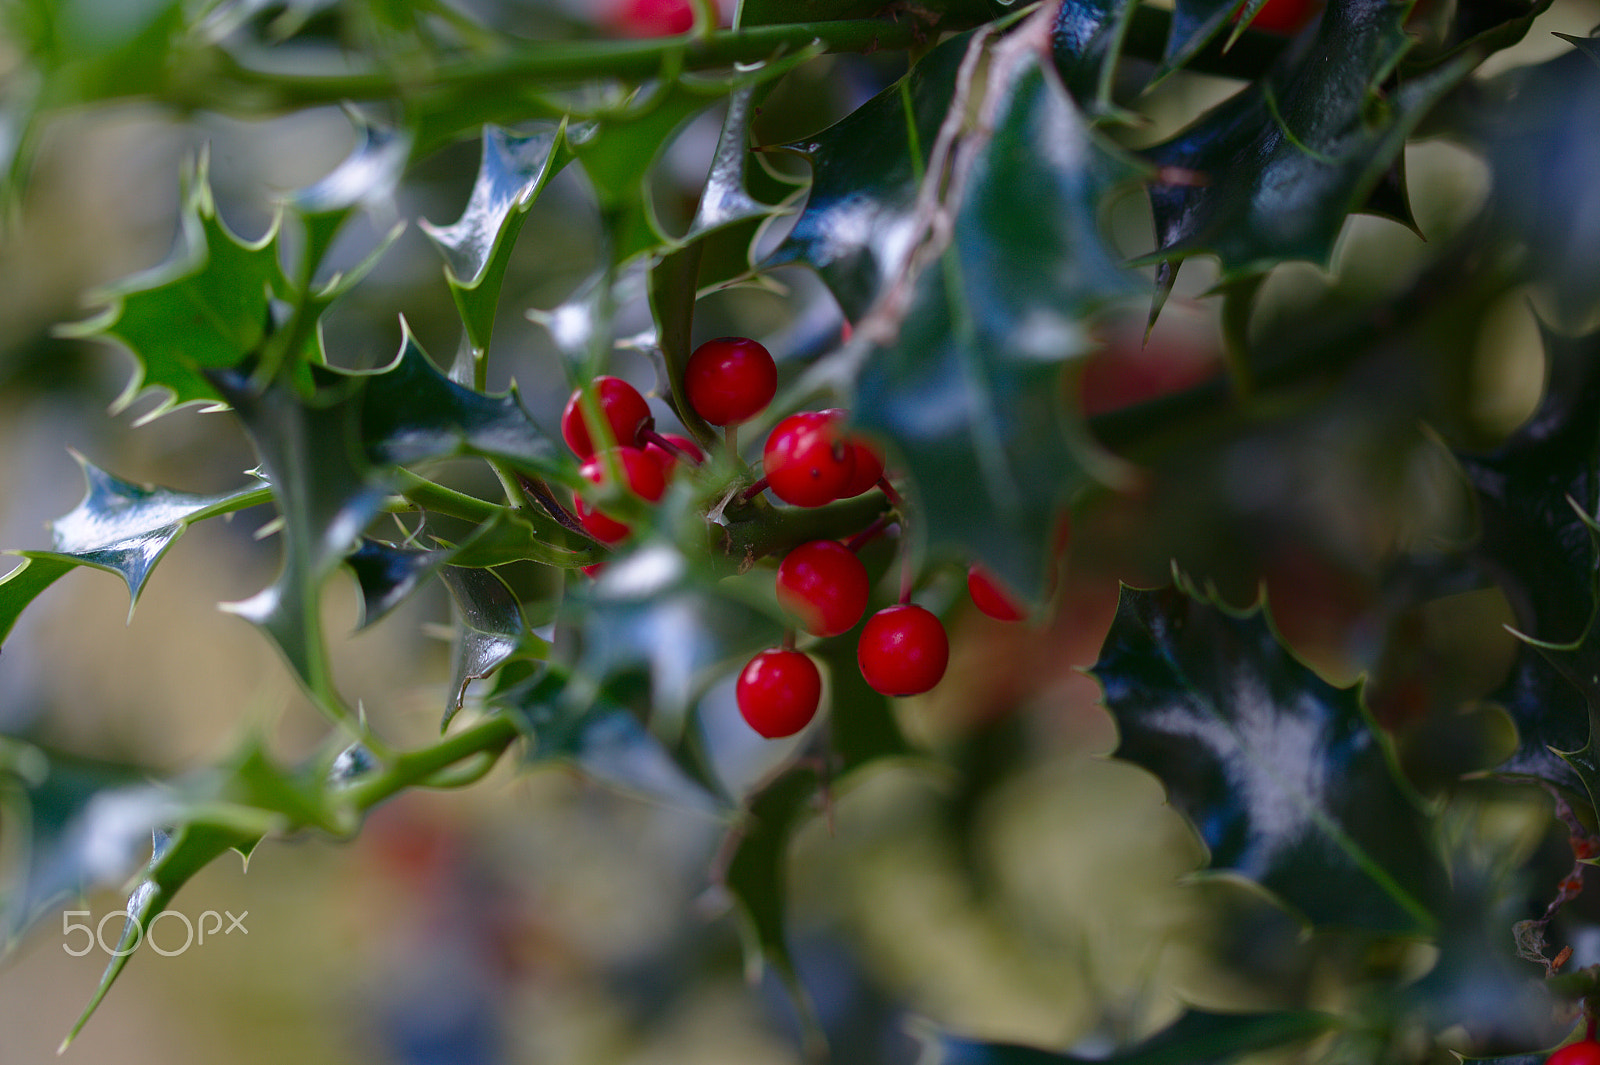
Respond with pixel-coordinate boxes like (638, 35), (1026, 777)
(2, 0), (1600, 1061)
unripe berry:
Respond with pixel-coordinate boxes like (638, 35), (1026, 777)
(776, 540), (871, 637)
(561, 376), (653, 458)
(967, 564), (1026, 621)
(763, 409), (855, 507)
(684, 337), (777, 426)
(1549, 1042), (1600, 1065)
(836, 437), (885, 498)
(858, 604), (949, 696)
(737, 649), (822, 738)
(573, 446), (667, 544)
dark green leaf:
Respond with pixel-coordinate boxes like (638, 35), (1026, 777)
(1404, 0), (1557, 74)
(439, 565), (549, 729)
(1051, 0), (1141, 116)
(929, 1008), (1337, 1064)
(1160, 0), (1244, 79)
(495, 669), (719, 811)
(1455, 323), (1600, 794)
(767, 32), (966, 321)
(1474, 47), (1600, 328)
(7, 452), (267, 622)
(1142, 0), (1471, 283)
(208, 366), (393, 716)
(0, 740), (173, 945)
(58, 155), (287, 419)
(563, 538), (782, 745)
(849, 20), (1141, 599)
(1092, 583), (1445, 932)
(356, 325), (566, 477)
(420, 123), (572, 354)
(345, 538), (454, 630)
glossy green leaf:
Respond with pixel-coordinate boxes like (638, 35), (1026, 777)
(287, 107), (412, 219)
(345, 538), (455, 630)
(5, 453), (267, 625)
(0, 556), (74, 649)
(1455, 323), (1600, 795)
(208, 366), (394, 717)
(58, 156), (287, 419)
(563, 538), (782, 745)
(420, 123), (572, 355)
(1092, 583), (1445, 932)
(1142, 0), (1471, 285)
(1403, 0), (1556, 73)
(767, 32), (966, 321)
(849, 22), (1142, 599)
(929, 1008), (1337, 1064)
(1473, 46), (1600, 328)
(0, 740), (174, 945)
(1159, 0), (1244, 79)
(495, 669), (719, 811)
(439, 565), (549, 729)
(356, 325), (566, 477)
(1050, 0), (1141, 116)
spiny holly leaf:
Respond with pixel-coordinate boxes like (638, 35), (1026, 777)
(439, 565), (550, 730)
(849, 18), (1142, 599)
(1455, 323), (1600, 794)
(1473, 46), (1600, 328)
(1141, 0), (1471, 288)
(1403, 0), (1556, 73)
(209, 367), (393, 717)
(63, 818), (261, 1051)
(563, 537), (783, 747)
(766, 31), (966, 322)
(0, 556), (73, 647)
(1051, 0), (1141, 116)
(58, 155), (287, 420)
(346, 537), (455, 630)
(2, 453), (267, 633)
(1092, 583), (1445, 933)
(420, 122), (572, 355)
(1160, 0), (1244, 79)
(494, 669), (720, 811)
(927, 1008), (1338, 1064)
(0, 740), (176, 946)
(356, 325), (565, 477)
(288, 107), (411, 219)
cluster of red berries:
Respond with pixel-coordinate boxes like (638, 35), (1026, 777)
(558, 336), (1030, 741)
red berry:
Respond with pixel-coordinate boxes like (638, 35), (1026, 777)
(763, 409), (855, 507)
(1549, 1042), (1600, 1065)
(561, 376), (654, 459)
(645, 432), (705, 479)
(857, 604), (949, 696)
(836, 437), (885, 498)
(685, 337), (777, 426)
(967, 564), (1026, 621)
(611, 0), (696, 37)
(573, 446), (667, 544)
(776, 540), (871, 637)
(737, 649), (822, 738)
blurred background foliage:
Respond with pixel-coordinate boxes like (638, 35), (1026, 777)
(1, 0), (1600, 1063)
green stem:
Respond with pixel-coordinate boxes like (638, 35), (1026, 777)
(342, 713), (520, 812)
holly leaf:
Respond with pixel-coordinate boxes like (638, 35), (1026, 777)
(356, 325), (565, 477)
(927, 1008), (1337, 1064)
(1159, 0), (1245, 79)
(1051, 0), (1142, 116)
(2, 453), (267, 634)
(1473, 46), (1600, 329)
(563, 537), (783, 746)
(439, 565), (550, 729)
(288, 106), (411, 220)
(0, 740), (176, 946)
(345, 537), (456, 630)
(766, 31), (967, 322)
(1454, 323), (1600, 794)
(420, 122), (572, 354)
(209, 367), (393, 717)
(1141, 0), (1471, 285)
(0, 557), (74, 649)
(846, 18), (1142, 599)
(58, 154), (286, 420)
(495, 669), (720, 811)
(1092, 583), (1445, 933)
